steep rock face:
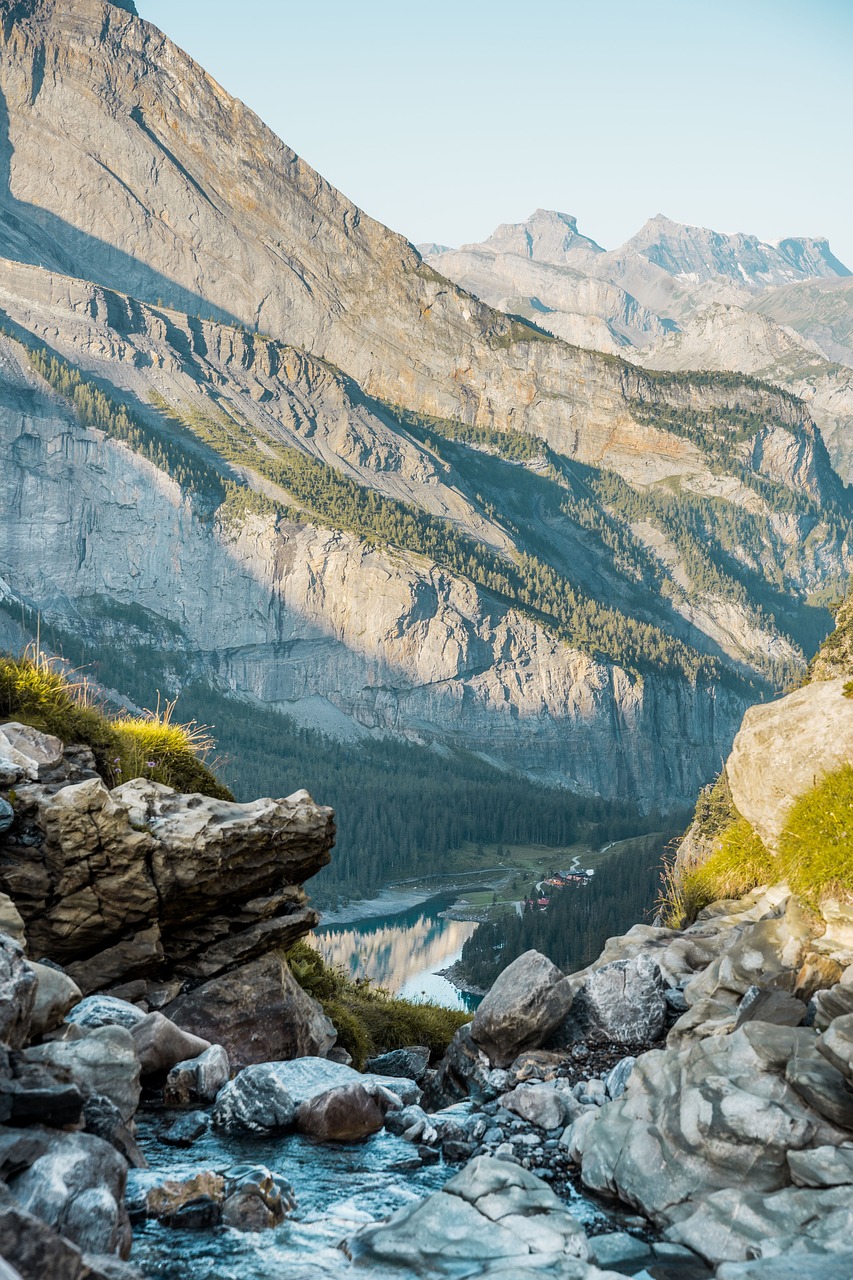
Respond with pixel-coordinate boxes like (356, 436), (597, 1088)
(0, 0), (836, 468)
(753, 276), (853, 369)
(0, 347), (740, 807)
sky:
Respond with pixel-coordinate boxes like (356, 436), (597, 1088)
(139, 0), (853, 267)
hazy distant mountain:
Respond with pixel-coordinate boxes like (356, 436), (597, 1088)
(618, 214), (850, 289)
(470, 209), (605, 266)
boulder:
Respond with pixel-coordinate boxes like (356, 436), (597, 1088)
(553, 955), (667, 1045)
(0, 895), (25, 944)
(817, 1012), (853, 1085)
(0, 723), (63, 780)
(0, 797), (13, 834)
(7, 1130), (131, 1257)
(296, 1082), (387, 1142)
(142, 1171), (225, 1222)
(0, 1055), (84, 1127)
(784, 1053), (853, 1129)
(164, 951), (336, 1070)
(347, 1156), (592, 1274)
(567, 1023), (852, 1230)
(212, 1056), (418, 1134)
(164, 1043), (230, 1105)
(726, 678), (853, 848)
(666, 1182), (853, 1265)
(161, 1110), (209, 1148)
(67, 995), (147, 1032)
(23, 1025), (141, 1122)
(0, 933), (37, 1048)
(470, 950), (573, 1069)
(787, 1143), (853, 1187)
(734, 986), (806, 1030)
(82, 1093), (147, 1168)
(129, 1012), (210, 1076)
(499, 1083), (568, 1131)
(27, 962), (82, 1038)
(221, 1164), (295, 1232)
(429, 1024), (512, 1105)
(366, 1045), (430, 1084)
(0, 1199), (89, 1280)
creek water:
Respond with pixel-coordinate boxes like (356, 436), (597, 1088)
(130, 1109), (608, 1279)
(310, 892), (483, 1012)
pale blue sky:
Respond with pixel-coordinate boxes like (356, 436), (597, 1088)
(139, 0), (853, 267)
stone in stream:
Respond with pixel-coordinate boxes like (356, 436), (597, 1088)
(470, 950), (573, 1069)
(82, 1093), (147, 1169)
(347, 1155), (594, 1274)
(221, 1164), (295, 1232)
(213, 1055), (418, 1135)
(366, 1045), (430, 1083)
(296, 1082), (388, 1142)
(161, 1110), (209, 1148)
(164, 1043), (229, 1105)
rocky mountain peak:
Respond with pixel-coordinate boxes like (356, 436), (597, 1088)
(473, 208), (605, 265)
(617, 215), (850, 289)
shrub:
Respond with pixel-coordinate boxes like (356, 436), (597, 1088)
(287, 940), (469, 1070)
(777, 765), (853, 907)
(0, 651), (230, 798)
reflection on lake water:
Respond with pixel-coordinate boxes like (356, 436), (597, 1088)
(311, 894), (481, 1011)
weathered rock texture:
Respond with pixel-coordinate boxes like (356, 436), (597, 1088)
(726, 678), (853, 848)
(0, 723), (335, 1063)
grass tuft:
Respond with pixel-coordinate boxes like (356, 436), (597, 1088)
(287, 940), (470, 1070)
(0, 650), (231, 799)
(777, 765), (853, 907)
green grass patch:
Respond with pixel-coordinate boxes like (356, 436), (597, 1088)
(287, 940), (469, 1070)
(777, 765), (853, 907)
(675, 818), (776, 923)
(0, 652), (231, 798)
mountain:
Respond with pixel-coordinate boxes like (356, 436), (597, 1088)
(752, 276), (853, 367)
(0, 0), (850, 873)
(470, 209), (605, 265)
(615, 213), (851, 289)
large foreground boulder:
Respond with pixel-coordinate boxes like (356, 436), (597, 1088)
(212, 1056), (418, 1135)
(551, 955), (667, 1046)
(470, 951), (572, 1069)
(5, 1130), (131, 1258)
(346, 1156), (608, 1277)
(164, 951), (336, 1070)
(22, 1025), (141, 1122)
(564, 1019), (853, 1249)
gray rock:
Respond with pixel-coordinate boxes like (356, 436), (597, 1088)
(130, 1012), (211, 1076)
(0, 797), (13, 834)
(0, 896), (25, 945)
(787, 1143), (853, 1187)
(164, 1043), (229, 1105)
(588, 1232), (651, 1270)
(23, 1025), (141, 1122)
(366, 1045), (430, 1083)
(817, 1012), (853, 1085)
(67, 995), (147, 1032)
(470, 951), (573, 1069)
(726, 678), (853, 848)
(604, 1056), (636, 1100)
(7, 1130), (131, 1258)
(161, 1110), (209, 1147)
(716, 1254), (853, 1279)
(222, 1163), (295, 1233)
(347, 1155), (590, 1272)
(557, 955), (667, 1045)
(83, 1258), (145, 1280)
(82, 1092), (147, 1168)
(0, 723), (63, 780)
(784, 1053), (853, 1129)
(0, 1198), (89, 1280)
(734, 986), (805, 1029)
(27, 962), (82, 1038)
(499, 1083), (567, 1131)
(0, 933), (37, 1048)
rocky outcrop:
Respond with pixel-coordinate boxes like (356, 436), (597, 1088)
(0, 723), (334, 1049)
(469, 950), (573, 1068)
